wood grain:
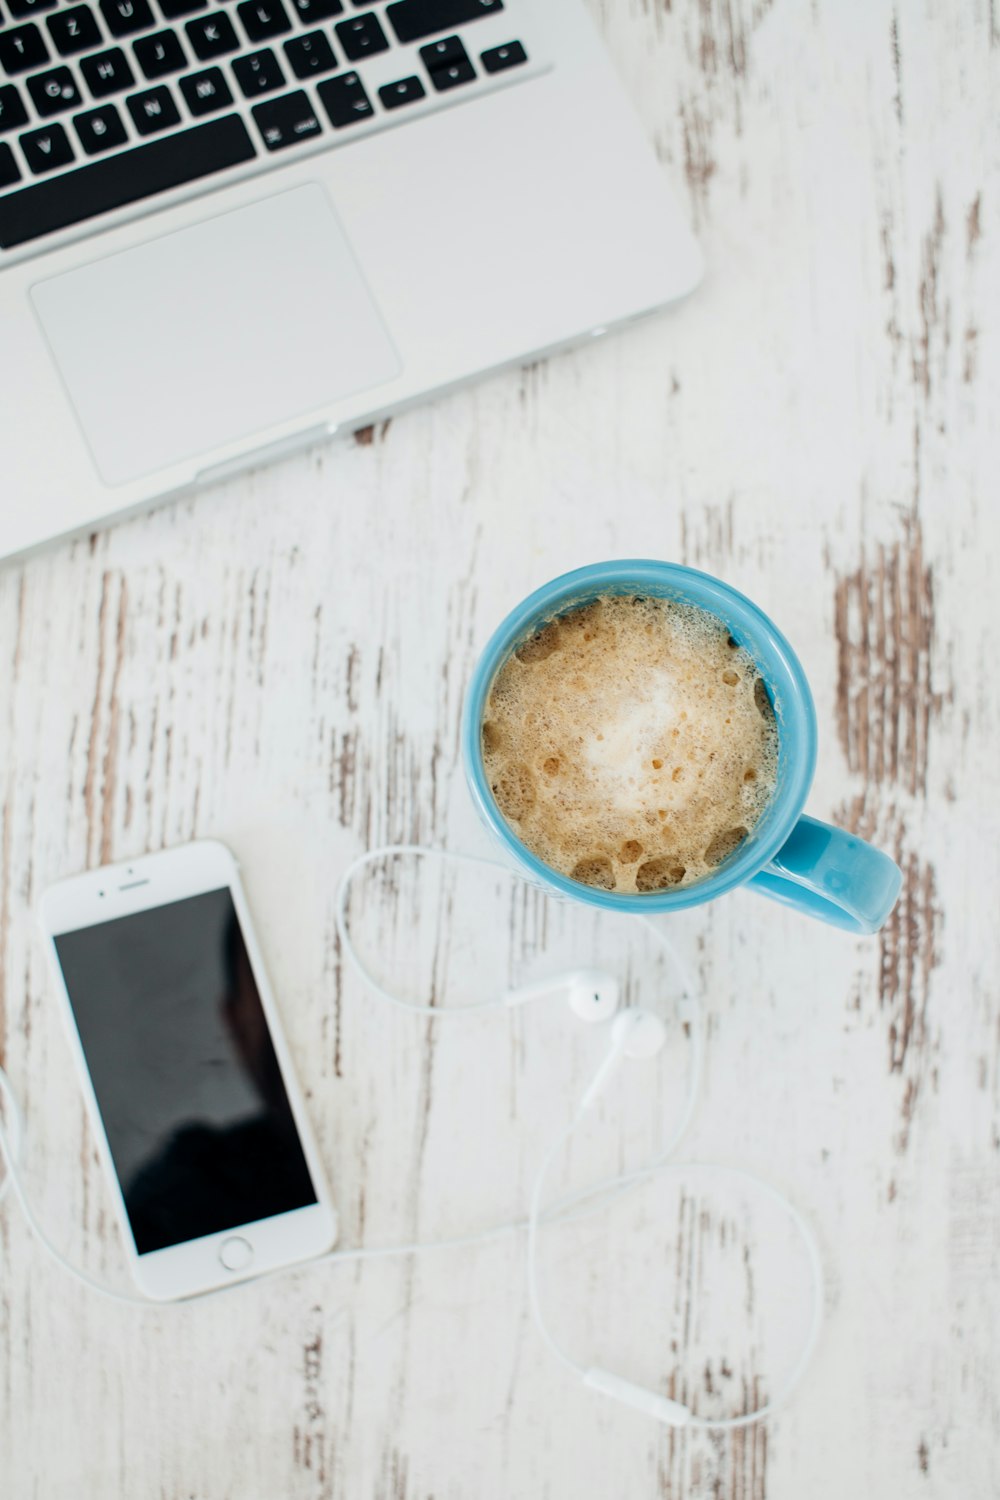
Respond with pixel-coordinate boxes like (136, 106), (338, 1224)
(2, 1), (998, 1496)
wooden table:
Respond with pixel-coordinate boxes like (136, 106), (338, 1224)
(2, 3), (996, 1495)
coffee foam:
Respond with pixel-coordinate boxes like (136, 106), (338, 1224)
(481, 595), (779, 894)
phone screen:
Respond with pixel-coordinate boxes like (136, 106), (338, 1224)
(53, 887), (318, 1255)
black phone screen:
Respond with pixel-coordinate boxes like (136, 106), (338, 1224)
(54, 887), (318, 1255)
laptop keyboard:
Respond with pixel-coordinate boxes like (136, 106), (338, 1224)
(0, 0), (534, 253)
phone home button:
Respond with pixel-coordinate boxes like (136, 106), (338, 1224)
(219, 1235), (253, 1273)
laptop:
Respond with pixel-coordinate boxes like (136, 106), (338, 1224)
(0, 0), (702, 561)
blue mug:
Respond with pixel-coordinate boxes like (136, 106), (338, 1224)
(462, 560), (901, 934)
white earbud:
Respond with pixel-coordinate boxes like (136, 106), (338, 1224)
(504, 969), (620, 1024)
(612, 1008), (668, 1058)
(578, 1009), (667, 1112)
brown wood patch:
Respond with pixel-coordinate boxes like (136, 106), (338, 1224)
(834, 520), (944, 798)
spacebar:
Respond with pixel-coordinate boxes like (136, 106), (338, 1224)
(0, 116), (256, 251)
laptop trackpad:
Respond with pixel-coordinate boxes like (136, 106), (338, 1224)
(31, 184), (401, 486)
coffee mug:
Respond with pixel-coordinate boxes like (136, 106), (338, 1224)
(462, 560), (901, 934)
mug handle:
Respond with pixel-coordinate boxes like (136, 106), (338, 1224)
(747, 815), (902, 935)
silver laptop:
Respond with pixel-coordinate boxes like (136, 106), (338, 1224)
(0, 0), (701, 561)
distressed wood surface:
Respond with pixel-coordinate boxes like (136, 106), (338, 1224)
(2, 2), (998, 1496)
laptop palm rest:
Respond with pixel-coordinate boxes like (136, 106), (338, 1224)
(30, 184), (400, 487)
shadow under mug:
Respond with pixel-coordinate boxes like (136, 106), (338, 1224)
(461, 560), (902, 935)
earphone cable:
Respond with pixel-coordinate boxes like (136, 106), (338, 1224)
(336, 850), (824, 1429)
(335, 844), (520, 1017)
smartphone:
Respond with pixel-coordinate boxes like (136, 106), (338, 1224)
(39, 840), (337, 1301)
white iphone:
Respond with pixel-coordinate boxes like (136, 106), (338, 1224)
(39, 839), (337, 1301)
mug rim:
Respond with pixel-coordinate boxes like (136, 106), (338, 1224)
(461, 560), (818, 914)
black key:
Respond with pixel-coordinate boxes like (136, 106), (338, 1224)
(237, 0), (291, 41)
(0, 113), (255, 247)
(418, 33), (465, 70)
(334, 11), (387, 60)
(28, 66), (83, 116)
(290, 0), (341, 21)
(74, 101), (127, 153)
(134, 29), (187, 78)
(429, 55), (473, 89)
(0, 23), (49, 74)
(316, 69), (371, 126)
(99, 0), (155, 36)
(0, 141), (21, 188)
(378, 74), (424, 109)
(283, 29), (335, 78)
(386, 0), (501, 45)
(252, 87), (320, 149)
(47, 5), (102, 56)
(185, 12), (239, 58)
(0, 84), (29, 134)
(481, 38), (524, 72)
(81, 47), (135, 96)
(232, 47), (283, 95)
(127, 82), (180, 132)
(179, 65), (231, 114)
(7, 0), (57, 17)
(20, 121), (73, 172)
(158, 0), (206, 15)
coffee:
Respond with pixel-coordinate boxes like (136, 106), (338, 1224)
(480, 594), (779, 894)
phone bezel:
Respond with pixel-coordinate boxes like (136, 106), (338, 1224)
(38, 839), (338, 1301)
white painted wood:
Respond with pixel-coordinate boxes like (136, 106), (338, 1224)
(2, 1), (997, 1495)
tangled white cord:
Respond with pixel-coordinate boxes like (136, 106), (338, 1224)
(337, 846), (825, 1429)
(0, 843), (824, 1431)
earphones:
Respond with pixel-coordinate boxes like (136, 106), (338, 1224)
(337, 845), (825, 1431)
(0, 842), (824, 1433)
